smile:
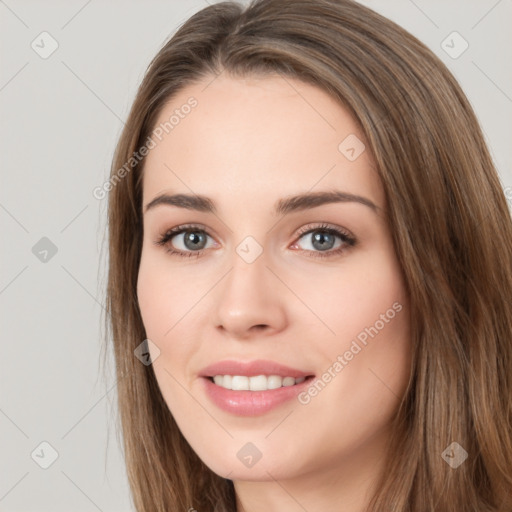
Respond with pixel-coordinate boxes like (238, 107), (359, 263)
(210, 374), (307, 391)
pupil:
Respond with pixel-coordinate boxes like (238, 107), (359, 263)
(312, 231), (334, 251)
(184, 231), (205, 250)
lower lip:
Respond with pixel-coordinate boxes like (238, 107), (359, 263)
(201, 376), (314, 416)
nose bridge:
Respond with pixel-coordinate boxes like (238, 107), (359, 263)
(227, 244), (268, 298)
(212, 241), (287, 337)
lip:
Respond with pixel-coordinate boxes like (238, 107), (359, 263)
(199, 359), (315, 416)
(199, 359), (313, 378)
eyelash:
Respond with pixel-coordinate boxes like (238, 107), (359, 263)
(153, 222), (357, 259)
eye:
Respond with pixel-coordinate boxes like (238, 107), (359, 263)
(154, 224), (217, 258)
(154, 222), (356, 259)
(290, 223), (356, 258)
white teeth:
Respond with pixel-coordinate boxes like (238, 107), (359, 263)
(231, 376), (249, 390)
(282, 376), (296, 387)
(211, 374), (307, 390)
(267, 375), (282, 389)
(249, 375), (267, 391)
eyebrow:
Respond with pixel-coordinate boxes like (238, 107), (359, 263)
(144, 190), (379, 215)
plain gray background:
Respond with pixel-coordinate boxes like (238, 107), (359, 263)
(1, 0), (510, 510)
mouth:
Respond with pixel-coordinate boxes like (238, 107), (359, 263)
(206, 374), (315, 391)
(199, 360), (315, 415)
(201, 374), (315, 416)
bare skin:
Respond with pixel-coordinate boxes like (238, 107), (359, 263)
(137, 73), (411, 512)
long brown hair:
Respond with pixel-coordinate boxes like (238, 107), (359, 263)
(103, 0), (512, 510)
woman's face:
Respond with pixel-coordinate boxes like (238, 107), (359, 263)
(137, 74), (411, 486)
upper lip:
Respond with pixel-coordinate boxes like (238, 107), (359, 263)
(199, 359), (314, 378)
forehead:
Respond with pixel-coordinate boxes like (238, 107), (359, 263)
(141, 73), (384, 212)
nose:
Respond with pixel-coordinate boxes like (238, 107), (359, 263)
(212, 251), (288, 340)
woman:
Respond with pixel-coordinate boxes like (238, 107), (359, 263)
(105, 0), (512, 510)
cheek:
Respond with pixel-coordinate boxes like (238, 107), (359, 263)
(136, 258), (198, 415)
(136, 257), (192, 394)
(136, 252), (200, 339)
(345, 263), (406, 334)
(136, 253), (206, 377)
(286, 247), (407, 345)
(341, 255), (410, 380)
(309, 249), (411, 408)
(137, 259), (170, 339)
